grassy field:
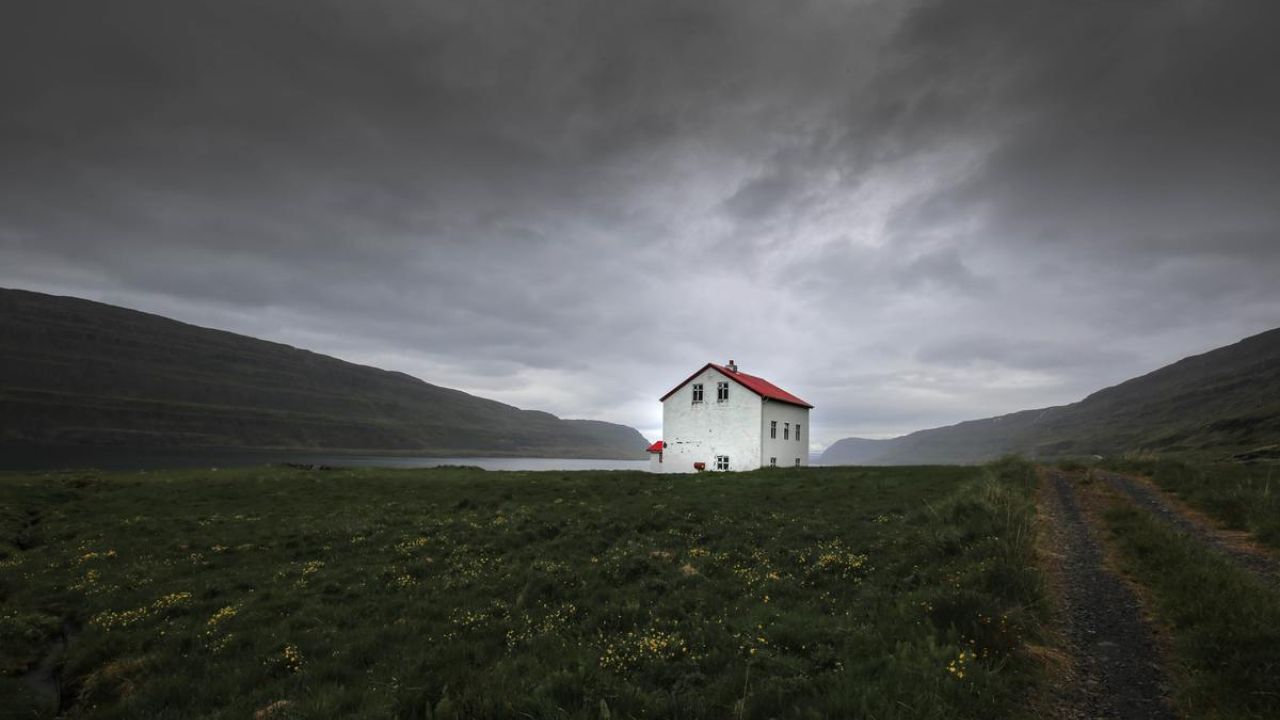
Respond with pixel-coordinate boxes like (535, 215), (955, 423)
(1103, 498), (1280, 719)
(1, 461), (1048, 719)
(1100, 457), (1280, 550)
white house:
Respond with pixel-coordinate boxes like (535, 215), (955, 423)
(648, 360), (813, 473)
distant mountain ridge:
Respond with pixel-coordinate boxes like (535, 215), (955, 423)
(821, 328), (1280, 465)
(0, 288), (648, 459)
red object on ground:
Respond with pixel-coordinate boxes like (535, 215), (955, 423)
(693, 462), (706, 470)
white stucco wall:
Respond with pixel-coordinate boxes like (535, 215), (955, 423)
(659, 367), (765, 473)
(648, 450), (664, 473)
(760, 400), (810, 468)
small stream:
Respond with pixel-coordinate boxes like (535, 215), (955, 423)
(21, 620), (79, 713)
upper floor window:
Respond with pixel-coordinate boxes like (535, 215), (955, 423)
(717, 382), (729, 402)
(796, 424), (802, 442)
(691, 383), (704, 403)
(784, 422), (790, 440)
(770, 420), (777, 439)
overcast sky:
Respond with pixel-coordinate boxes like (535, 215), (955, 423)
(3, 0), (1278, 449)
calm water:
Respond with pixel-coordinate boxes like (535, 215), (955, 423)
(0, 447), (650, 473)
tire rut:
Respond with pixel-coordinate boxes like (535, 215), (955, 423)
(1041, 469), (1176, 720)
(1093, 470), (1280, 588)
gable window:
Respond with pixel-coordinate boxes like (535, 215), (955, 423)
(715, 455), (729, 471)
(770, 420), (777, 439)
(717, 382), (729, 402)
(784, 422), (790, 440)
(769, 457), (777, 467)
(691, 383), (704, 403)
(796, 424), (802, 442)
(795, 458), (801, 467)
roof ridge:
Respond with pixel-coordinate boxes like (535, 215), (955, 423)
(659, 362), (813, 408)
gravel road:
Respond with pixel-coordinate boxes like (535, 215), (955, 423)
(1041, 470), (1176, 720)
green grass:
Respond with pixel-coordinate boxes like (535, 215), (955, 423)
(1, 460), (1048, 719)
(1102, 458), (1280, 550)
(1103, 498), (1280, 719)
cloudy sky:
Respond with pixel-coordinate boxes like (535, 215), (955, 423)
(3, 0), (1278, 449)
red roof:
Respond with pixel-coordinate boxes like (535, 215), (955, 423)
(647, 440), (665, 453)
(659, 363), (813, 409)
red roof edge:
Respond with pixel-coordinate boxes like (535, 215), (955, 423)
(658, 362), (813, 408)
(647, 440), (665, 453)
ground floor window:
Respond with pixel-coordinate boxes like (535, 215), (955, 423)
(715, 455), (729, 471)
(794, 458), (801, 467)
(769, 457), (777, 467)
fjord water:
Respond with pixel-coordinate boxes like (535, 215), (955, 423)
(0, 447), (649, 472)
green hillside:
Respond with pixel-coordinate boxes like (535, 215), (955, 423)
(0, 289), (648, 459)
(822, 327), (1280, 465)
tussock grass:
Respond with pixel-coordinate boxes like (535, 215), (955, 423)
(1, 461), (1047, 719)
(1103, 500), (1280, 719)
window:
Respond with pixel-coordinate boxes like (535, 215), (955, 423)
(795, 458), (801, 467)
(715, 455), (729, 471)
(717, 382), (729, 402)
(770, 420), (777, 439)
(769, 457), (777, 467)
(796, 424), (802, 442)
(691, 383), (704, 403)
(784, 422), (790, 440)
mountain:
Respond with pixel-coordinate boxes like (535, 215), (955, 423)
(821, 327), (1280, 465)
(0, 288), (648, 459)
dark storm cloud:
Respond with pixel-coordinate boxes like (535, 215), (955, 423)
(3, 0), (1279, 445)
(915, 336), (1135, 373)
(721, 171), (806, 223)
(894, 249), (983, 295)
(882, 0), (1280, 253)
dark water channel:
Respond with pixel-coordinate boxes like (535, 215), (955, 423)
(0, 447), (650, 472)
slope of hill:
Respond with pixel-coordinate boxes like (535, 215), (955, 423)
(822, 328), (1280, 465)
(0, 288), (648, 459)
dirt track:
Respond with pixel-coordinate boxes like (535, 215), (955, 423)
(1094, 470), (1280, 588)
(1040, 470), (1176, 720)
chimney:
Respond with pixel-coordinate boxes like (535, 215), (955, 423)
(727, 359), (738, 373)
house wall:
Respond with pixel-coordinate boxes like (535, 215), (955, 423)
(660, 367), (762, 473)
(760, 401), (810, 468)
(648, 450), (664, 473)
